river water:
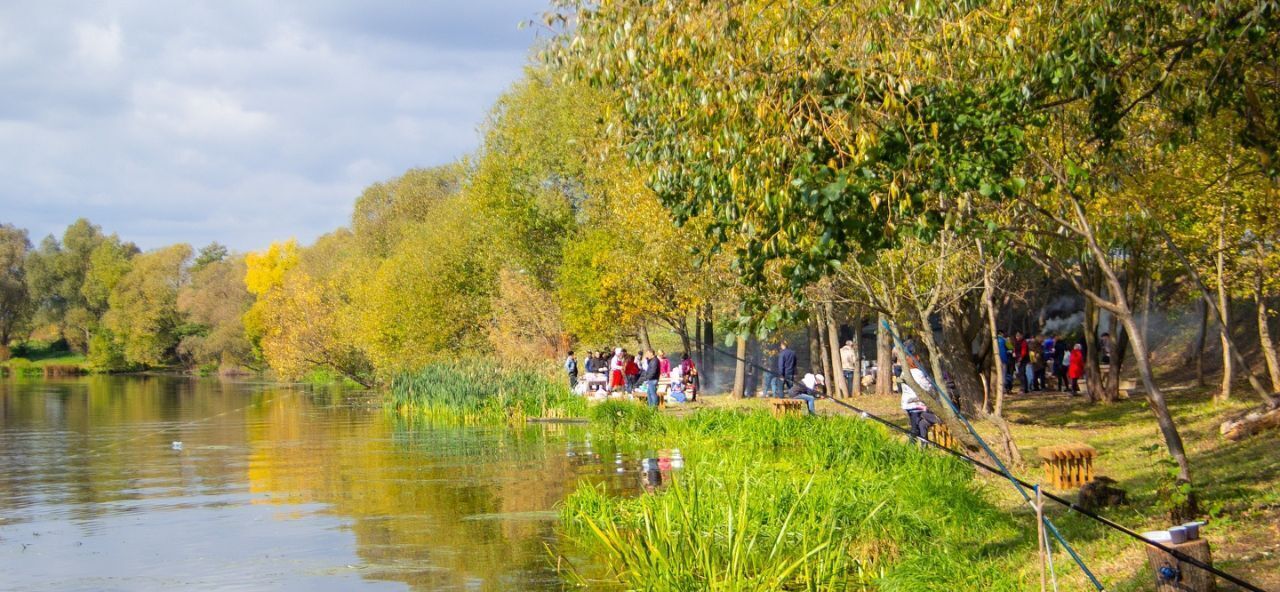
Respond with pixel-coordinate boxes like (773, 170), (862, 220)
(0, 376), (643, 591)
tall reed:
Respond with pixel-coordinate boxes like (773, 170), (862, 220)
(562, 410), (1032, 591)
(388, 360), (587, 425)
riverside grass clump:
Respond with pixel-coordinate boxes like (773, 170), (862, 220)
(561, 410), (1033, 591)
(388, 360), (587, 424)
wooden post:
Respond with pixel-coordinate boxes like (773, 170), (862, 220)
(1036, 487), (1047, 592)
(1145, 538), (1215, 592)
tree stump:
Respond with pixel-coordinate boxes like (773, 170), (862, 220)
(1144, 538), (1215, 592)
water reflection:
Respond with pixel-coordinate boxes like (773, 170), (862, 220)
(0, 376), (657, 591)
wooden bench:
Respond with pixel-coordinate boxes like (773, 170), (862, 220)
(927, 423), (957, 450)
(769, 398), (805, 417)
(1038, 443), (1097, 490)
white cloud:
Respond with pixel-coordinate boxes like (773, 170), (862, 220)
(73, 21), (122, 70)
(132, 82), (272, 138)
(0, 0), (545, 251)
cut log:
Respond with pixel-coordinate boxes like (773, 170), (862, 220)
(1144, 538), (1215, 592)
(1220, 406), (1280, 441)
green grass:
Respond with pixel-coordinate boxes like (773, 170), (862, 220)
(387, 359), (587, 425)
(560, 409), (1037, 591)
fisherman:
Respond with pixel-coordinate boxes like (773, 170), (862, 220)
(787, 373), (822, 416)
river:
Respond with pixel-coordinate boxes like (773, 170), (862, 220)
(0, 376), (643, 591)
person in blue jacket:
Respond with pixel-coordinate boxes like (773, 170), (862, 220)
(777, 341), (797, 392)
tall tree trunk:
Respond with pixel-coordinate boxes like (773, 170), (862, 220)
(1072, 196), (1196, 518)
(1258, 272), (1280, 393)
(981, 253), (1007, 416)
(942, 305), (983, 417)
(731, 334), (746, 399)
(851, 309), (863, 396)
(807, 319), (823, 376)
(1084, 298), (1106, 403)
(876, 312), (893, 397)
(677, 317), (693, 359)
(1141, 275), (1154, 365)
(977, 242), (1024, 465)
(1218, 212), (1233, 402)
(701, 303), (714, 385)
(747, 337), (761, 396)
(824, 302), (847, 398)
(639, 323), (652, 352)
(1194, 299), (1208, 388)
(694, 308), (705, 375)
(1106, 312), (1124, 402)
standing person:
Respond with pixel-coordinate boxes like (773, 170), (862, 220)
(1099, 332), (1112, 365)
(1024, 337), (1040, 392)
(1013, 331), (1029, 393)
(1053, 336), (1071, 391)
(1041, 335), (1056, 387)
(657, 350), (671, 377)
(1032, 338), (1048, 391)
(624, 354), (641, 392)
(840, 339), (858, 397)
(900, 358), (932, 442)
(583, 351), (597, 374)
(1067, 343), (1086, 395)
(641, 350), (662, 407)
(565, 351), (579, 390)
(787, 373), (821, 416)
(997, 330), (1013, 391)
(777, 341), (797, 393)
(609, 348), (626, 392)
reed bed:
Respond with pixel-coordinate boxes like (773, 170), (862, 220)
(562, 410), (1033, 591)
(388, 360), (587, 425)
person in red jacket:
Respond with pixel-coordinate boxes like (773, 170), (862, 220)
(1067, 343), (1086, 395)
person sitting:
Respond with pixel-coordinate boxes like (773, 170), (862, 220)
(667, 363), (685, 400)
(787, 373), (821, 416)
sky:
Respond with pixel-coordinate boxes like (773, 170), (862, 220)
(0, 0), (548, 252)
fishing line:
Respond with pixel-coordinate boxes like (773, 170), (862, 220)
(702, 338), (1267, 592)
(52, 384), (291, 464)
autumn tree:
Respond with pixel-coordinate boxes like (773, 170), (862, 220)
(178, 255), (255, 369)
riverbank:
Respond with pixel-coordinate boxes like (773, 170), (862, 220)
(392, 362), (1278, 590)
(686, 387), (1280, 591)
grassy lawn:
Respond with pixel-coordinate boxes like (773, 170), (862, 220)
(2, 340), (89, 373)
(682, 385), (1279, 591)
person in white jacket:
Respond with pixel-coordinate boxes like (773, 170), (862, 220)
(899, 358), (933, 442)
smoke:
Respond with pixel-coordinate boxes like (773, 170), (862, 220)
(1042, 311), (1084, 336)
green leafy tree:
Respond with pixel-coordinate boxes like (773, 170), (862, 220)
(191, 242), (229, 272)
(103, 244), (193, 366)
(0, 223), (33, 349)
(24, 218), (105, 347)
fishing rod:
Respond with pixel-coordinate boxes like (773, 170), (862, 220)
(701, 339), (1267, 592)
(880, 322), (1103, 591)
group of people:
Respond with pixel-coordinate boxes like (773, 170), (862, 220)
(564, 348), (699, 407)
(996, 330), (1089, 395)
